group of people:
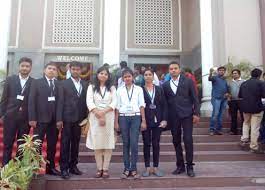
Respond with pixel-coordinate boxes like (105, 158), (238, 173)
(0, 58), (200, 180)
(208, 66), (265, 154)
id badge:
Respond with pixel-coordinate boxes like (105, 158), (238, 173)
(149, 104), (156, 109)
(48, 96), (55, 101)
(16, 95), (24, 101)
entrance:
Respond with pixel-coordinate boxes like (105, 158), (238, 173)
(55, 62), (93, 81)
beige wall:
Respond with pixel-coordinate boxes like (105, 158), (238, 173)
(223, 0), (263, 67)
(9, 0), (20, 47)
(18, 0), (45, 49)
(181, 0), (201, 52)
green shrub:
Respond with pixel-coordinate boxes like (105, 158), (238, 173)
(0, 135), (46, 190)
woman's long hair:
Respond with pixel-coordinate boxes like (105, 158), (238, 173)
(93, 66), (112, 93)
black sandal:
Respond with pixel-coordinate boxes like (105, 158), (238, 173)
(95, 170), (103, 178)
(120, 170), (130, 179)
(131, 171), (140, 180)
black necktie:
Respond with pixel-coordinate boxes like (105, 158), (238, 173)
(49, 79), (54, 96)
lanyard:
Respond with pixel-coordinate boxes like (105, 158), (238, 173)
(126, 85), (134, 102)
(172, 80), (178, 88)
(145, 86), (155, 104)
(99, 86), (107, 99)
(20, 83), (27, 95)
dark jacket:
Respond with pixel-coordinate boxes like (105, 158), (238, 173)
(56, 78), (88, 123)
(28, 78), (61, 123)
(162, 74), (200, 120)
(142, 85), (167, 127)
(238, 78), (265, 113)
(0, 75), (33, 119)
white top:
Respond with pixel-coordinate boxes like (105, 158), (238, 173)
(170, 75), (180, 94)
(116, 84), (145, 113)
(153, 72), (160, 86)
(71, 77), (82, 95)
(66, 69), (71, 79)
(19, 74), (29, 89)
(117, 77), (125, 88)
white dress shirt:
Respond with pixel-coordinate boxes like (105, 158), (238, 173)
(170, 75), (180, 94)
(116, 84), (145, 114)
(71, 77), (82, 95)
(45, 76), (56, 87)
(19, 74), (29, 89)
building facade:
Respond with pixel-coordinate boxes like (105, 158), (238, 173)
(1, 0), (264, 114)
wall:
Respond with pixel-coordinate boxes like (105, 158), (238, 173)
(223, 0), (263, 67)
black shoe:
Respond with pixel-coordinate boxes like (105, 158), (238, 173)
(69, 166), (82, 175)
(172, 166), (185, 175)
(46, 168), (61, 176)
(214, 131), (223, 135)
(61, 170), (70, 179)
(186, 165), (195, 177)
(229, 131), (237, 135)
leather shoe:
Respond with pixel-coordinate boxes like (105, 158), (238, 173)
(46, 168), (61, 176)
(69, 166), (82, 175)
(172, 167), (185, 175)
(61, 170), (70, 179)
(186, 165), (195, 177)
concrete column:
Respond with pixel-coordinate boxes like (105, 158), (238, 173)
(103, 0), (121, 66)
(200, 0), (214, 116)
(0, 0), (12, 79)
(260, 0), (265, 70)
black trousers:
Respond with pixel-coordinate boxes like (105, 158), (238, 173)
(171, 116), (193, 167)
(228, 100), (243, 134)
(60, 122), (81, 171)
(142, 125), (162, 167)
(33, 121), (59, 169)
(2, 115), (30, 165)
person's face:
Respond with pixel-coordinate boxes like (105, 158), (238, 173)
(169, 64), (181, 78)
(123, 72), (133, 85)
(44, 65), (57, 79)
(19, 62), (32, 76)
(218, 68), (226, 76)
(232, 71), (240, 80)
(141, 66), (146, 73)
(70, 66), (81, 79)
(144, 70), (154, 83)
(97, 70), (109, 84)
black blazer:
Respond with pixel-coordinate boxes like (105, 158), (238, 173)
(238, 78), (265, 113)
(142, 85), (168, 127)
(162, 74), (200, 120)
(0, 75), (33, 119)
(56, 78), (88, 123)
(28, 77), (61, 123)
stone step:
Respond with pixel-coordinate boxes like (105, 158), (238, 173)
(81, 135), (241, 144)
(79, 142), (242, 152)
(77, 151), (265, 163)
(30, 161), (265, 190)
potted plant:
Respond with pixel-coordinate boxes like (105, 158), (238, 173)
(0, 135), (46, 190)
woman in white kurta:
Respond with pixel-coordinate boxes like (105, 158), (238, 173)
(86, 66), (116, 178)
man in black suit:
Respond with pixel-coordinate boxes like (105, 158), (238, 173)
(28, 62), (61, 175)
(162, 61), (200, 177)
(56, 62), (88, 179)
(239, 68), (265, 153)
(0, 57), (33, 166)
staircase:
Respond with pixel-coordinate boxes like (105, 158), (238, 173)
(27, 117), (265, 190)
(1, 118), (265, 189)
